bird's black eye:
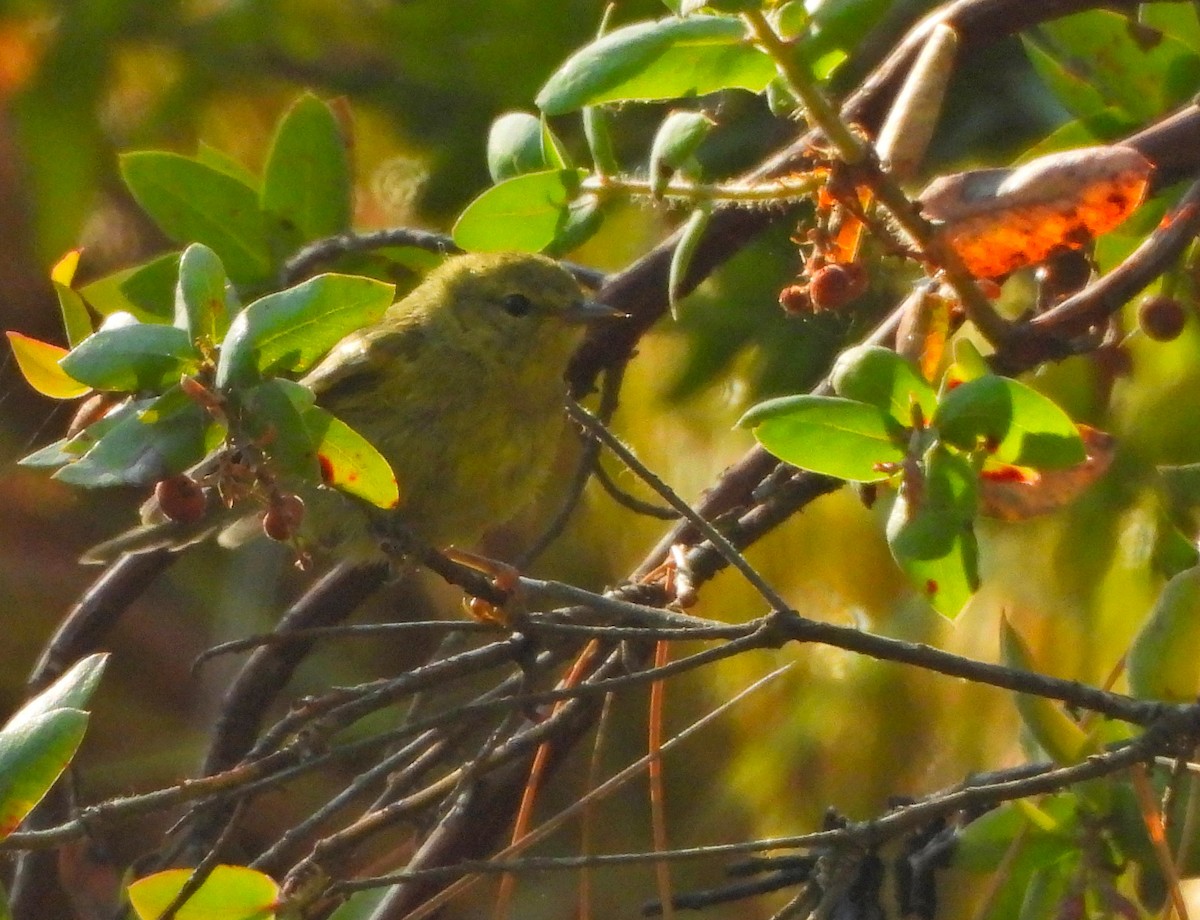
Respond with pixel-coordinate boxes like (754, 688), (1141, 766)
(501, 292), (534, 317)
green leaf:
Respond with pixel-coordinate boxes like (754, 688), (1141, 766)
(650, 110), (713, 196)
(452, 169), (587, 253)
(738, 395), (905, 482)
(1127, 566), (1200, 702)
(805, 0), (889, 60)
(127, 864), (279, 920)
(50, 250), (93, 347)
(79, 253), (180, 323)
(120, 151), (273, 286)
(1141, 3), (1200, 54)
(18, 438), (75, 469)
(540, 117), (573, 170)
(830, 345), (937, 427)
(241, 379), (319, 480)
(543, 193), (604, 258)
(59, 324), (199, 393)
(933, 375), (1086, 469)
(261, 93), (353, 248)
(175, 243), (230, 342)
(885, 445), (979, 618)
(54, 388), (211, 488)
(487, 112), (548, 181)
(0, 709), (88, 840)
(215, 274), (395, 390)
(583, 105), (619, 175)
(536, 16), (776, 114)
(669, 206), (712, 314)
(1001, 618), (1094, 763)
(4, 654), (109, 734)
(955, 795), (1079, 872)
(1025, 11), (1200, 122)
(6, 333), (90, 399)
(305, 406), (400, 509)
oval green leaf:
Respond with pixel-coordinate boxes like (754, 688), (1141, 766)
(261, 93), (353, 247)
(79, 253), (180, 323)
(120, 151), (273, 286)
(127, 864), (279, 920)
(175, 243), (229, 342)
(885, 445), (979, 618)
(933, 375), (1086, 469)
(487, 112), (548, 181)
(738, 394), (905, 482)
(4, 653), (109, 735)
(0, 709), (88, 840)
(215, 274), (395, 390)
(305, 406), (400, 509)
(536, 16), (775, 114)
(453, 169), (587, 253)
(59, 324), (199, 393)
(54, 388), (210, 488)
(831, 344), (937, 426)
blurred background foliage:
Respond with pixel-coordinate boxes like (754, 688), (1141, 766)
(2, 0), (1199, 916)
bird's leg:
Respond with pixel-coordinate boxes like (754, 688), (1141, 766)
(441, 546), (522, 625)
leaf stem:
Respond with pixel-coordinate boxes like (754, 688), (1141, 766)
(741, 9), (1012, 347)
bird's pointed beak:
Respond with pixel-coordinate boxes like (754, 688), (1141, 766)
(562, 298), (627, 323)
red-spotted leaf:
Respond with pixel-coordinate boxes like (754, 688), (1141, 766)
(305, 406), (400, 509)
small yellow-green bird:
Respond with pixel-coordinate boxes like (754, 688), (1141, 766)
(84, 252), (615, 564)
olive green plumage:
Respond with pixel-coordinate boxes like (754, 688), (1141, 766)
(298, 251), (602, 559)
(84, 252), (607, 565)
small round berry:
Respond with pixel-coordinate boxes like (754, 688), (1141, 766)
(1137, 294), (1188, 342)
(262, 493), (305, 542)
(778, 284), (813, 315)
(809, 262), (868, 312)
(155, 475), (207, 524)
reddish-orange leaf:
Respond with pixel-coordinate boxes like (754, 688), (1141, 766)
(979, 426), (1115, 521)
(920, 146), (1152, 280)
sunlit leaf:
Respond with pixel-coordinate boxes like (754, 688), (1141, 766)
(738, 394), (905, 482)
(4, 654), (108, 734)
(453, 169), (587, 253)
(59, 324), (199, 393)
(979, 425), (1114, 520)
(215, 274), (395, 390)
(242, 379), (319, 480)
(175, 243), (229, 343)
(1127, 566), (1200, 702)
(261, 93), (353, 247)
(0, 709), (88, 840)
(487, 112), (548, 181)
(127, 864), (278, 920)
(934, 375), (1086, 469)
(5, 332), (89, 399)
(830, 344), (937, 427)
(79, 253), (180, 323)
(120, 151), (273, 286)
(50, 249), (92, 346)
(1025, 10), (1200, 122)
(920, 145), (1152, 279)
(54, 388), (210, 488)
(536, 16), (775, 114)
(305, 406), (400, 509)
(1001, 618), (1094, 763)
(885, 445), (978, 617)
